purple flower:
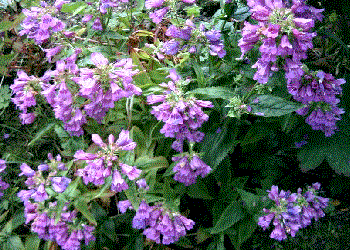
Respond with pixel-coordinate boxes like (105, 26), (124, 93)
(51, 176), (71, 193)
(44, 46), (62, 62)
(115, 130), (137, 151)
(162, 40), (181, 55)
(145, 0), (165, 9)
(19, 163), (35, 177)
(136, 178), (149, 190)
(118, 200), (133, 213)
(132, 201), (194, 244)
(259, 183), (329, 241)
(31, 184), (49, 202)
(149, 7), (169, 24)
(110, 170), (129, 192)
(82, 14), (93, 23)
(92, 18), (103, 30)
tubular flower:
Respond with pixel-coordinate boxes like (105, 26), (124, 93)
(258, 183), (329, 241)
(75, 130), (141, 192)
(239, 0), (323, 83)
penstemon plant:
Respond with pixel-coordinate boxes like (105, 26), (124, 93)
(0, 0), (349, 249)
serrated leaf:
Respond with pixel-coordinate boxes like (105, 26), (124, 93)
(28, 123), (55, 147)
(24, 235), (41, 250)
(236, 189), (260, 211)
(134, 156), (168, 170)
(131, 126), (147, 157)
(187, 179), (213, 200)
(211, 201), (244, 234)
(201, 119), (238, 170)
(298, 140), (327, 171)
(60, 2), (87, 14)
(249, 95), (304, 117)
(74, 199), (97, 226)
(227, 217), (258, 250)
(326, 134), (350, 175)
(241, 122), (273, 146)
(3, 235), (24, 250)
(189, 87), (235, 101)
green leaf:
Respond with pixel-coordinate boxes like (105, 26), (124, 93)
(185, 4), (201, 17)
(233, 6), (251, 21)
(28, 123), (55, 147)
(201, 119), (238, 170)
(240, 122), (273, 146)
(100, 218), (117, 242)
(187, 179), (213, 200)
(227, 217), (258, 250)
(249, 95), (305, 117)
(297, 139), (327, 171)
(326, 134), (350, 175)
(24, 235), (41, 250)
(0, 85), (11, 109)
(192, 62), (206, 86)
(189, 87), (235, 101)
(131, 126), (147, 157)
(74, 199), (97, 226)
(1, 209), (25, 234)
(134, 156), (168, 170)
(0, 20), (12, 32)
(3, 236), (24, 250)
(60, 2), (87, 14)
(211, 201), (244, 234)
(236, 189), (260, 211)
(124, 184), (140, 210)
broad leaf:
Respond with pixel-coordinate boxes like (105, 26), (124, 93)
(187, 179), (213, 200)
(25, 235), (41, 250)
(201, 119), (238, 170)
(189, 87), (235, 101)
(74, 199), (97, 226)
(211, 201), (244, 234)
(249, 95), (304, 117)
(2, 236), (24, 250)
(297, 137), (328, 171)
(227, 217), (258, 250)
(28, 123), (55, 147)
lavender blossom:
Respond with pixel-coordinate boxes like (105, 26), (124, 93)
(258, 183), (329, 241)
(75, 131), (141, 192)
(239, 0), (323, 83)
(132, 201), (195, 245)
(19, 0), (66, 44)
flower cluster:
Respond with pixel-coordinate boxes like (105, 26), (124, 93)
(12, 51), (140, 136)
(258, 183), (329, 241)
(132, 200), (195, 245)
(19, 0), (67, 44)
(74, 130), (141, 192)
(145, 0), (196, 24)
(23, 203), (95, 250)
(81, 0), (129, 31)
(0, 160), (9, 197)
(171, 154), (211, 186)
(239, 0), (323, 83)
(288, 70), (345, 136)
(161, 19), (226, 58)
(147, 69), (212, 185)
(17, 154), (95, 250)
(10, 71), (42, 124)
